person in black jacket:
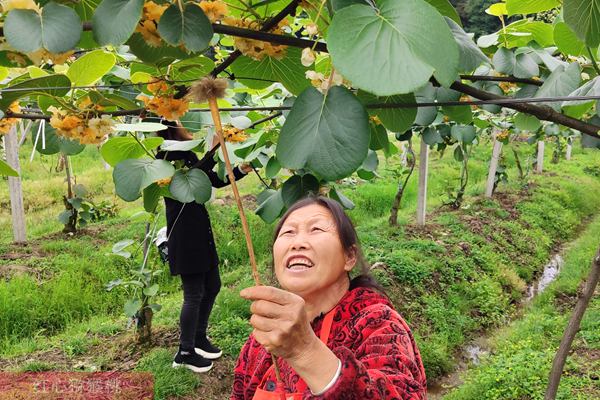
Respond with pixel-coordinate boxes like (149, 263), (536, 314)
(156, 120), (252, 373)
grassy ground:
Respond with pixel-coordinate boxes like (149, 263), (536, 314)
(1, 137), (600, 399)
(443, 214), (600, 400)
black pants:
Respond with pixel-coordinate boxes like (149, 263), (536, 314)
(179, 266), (221, 351)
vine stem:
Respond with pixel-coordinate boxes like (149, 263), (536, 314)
(207, 95), (286, 400)
(586, 46), (600, 75)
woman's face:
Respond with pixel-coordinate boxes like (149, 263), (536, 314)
(273, 204), (356, 298)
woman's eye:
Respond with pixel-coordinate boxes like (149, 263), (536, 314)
(311, 227), (324, 232)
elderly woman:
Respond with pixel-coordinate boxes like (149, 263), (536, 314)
(232, 196), (426, 399)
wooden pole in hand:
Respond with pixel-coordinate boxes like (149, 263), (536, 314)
(207, 98), (261, 286)
(194, 77), (284, 399)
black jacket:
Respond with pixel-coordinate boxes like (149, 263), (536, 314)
(157, 149), (247, 275)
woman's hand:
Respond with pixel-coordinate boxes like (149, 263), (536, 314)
(240, 286), (318, 360)
(240, 285), (341, 394)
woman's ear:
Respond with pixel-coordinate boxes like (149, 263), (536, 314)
(344, 246), (358, 272)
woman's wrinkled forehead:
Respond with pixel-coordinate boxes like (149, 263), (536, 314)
(280, 204), (336, 227)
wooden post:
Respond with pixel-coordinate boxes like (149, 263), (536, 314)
(536, 140), (545, 173)
(485, 135), (503, 198)
(545, 247), (600, 400)
(565, 141), (572, 161)
(4, 126), (26, 243)
(416, 136), (429, 226)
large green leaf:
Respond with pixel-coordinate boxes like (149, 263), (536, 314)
(423, 0), (461, 25)
(451, 125), (476, 144)
(514, 113), (541, 131)
(446, 17), (488, 73)
(157, 4), (213, 52)
(32, 123), (86, 156)
(170, 57), (215, 82)
(535, 62), (581, 111)
(276, 86), (369, 181)
(230, 47), (310, 95)
(281, 174), (320, 207)
(499, 20), (554, 48)
(169, 169), (212, 204)
(562, 77), (600, 117)
(358, 91), (417, 133)
(328, 0), (459, 95)
(127, 33), (192, 64)
(564, 0), (600, 48)
(506, 0), (560, 15)
(492, 48), (539, 78)
(414, 83), (438, 126)
(113, 158), (175, 201)
(554, 22), (588, 57)
(92, 0), (144, 46)
(330, 0), (368, 12)
(0, 75), (71, 111)
(67, 50), (116, 86)
(369, 123), (390, 152)
(4, 2), (82, 53)
(329, 187), (355, 209)
(256, 189), (285, 223)
(101, 136), (164, 167)
(74, 0), (101, 21)
(0, 159), (18, 177)
(437, 87), (472, 124)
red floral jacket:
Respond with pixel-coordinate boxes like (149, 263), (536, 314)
(231, 287), (427, 399)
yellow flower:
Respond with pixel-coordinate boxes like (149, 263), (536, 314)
(136, 1), (168, 47)
(78, 96), (105, 111)
(223, 17), (288, 60)
(6, 52), (28, 67)
(2, 0), (40, 12)
(147, 80), (169, 95)
(223, 126), (248, 143)
(143, 1), (167, 22)
(369, 116), (382, 126)
(142, 95), (189, 121)
(198, 0), (228, 23)
(0, 102), (20, 135)
(301, 47), (315, 67)
(156, 177), (172, 187)
(26, 49), (74, 66)
(48, 107), (112, 145)
(137, 20), (162, 47)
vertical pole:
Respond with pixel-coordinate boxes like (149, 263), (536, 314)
(416, 136), (429, 226)
(565, 141), (572, 161)
(485, 134), (503, 198)
(5, 126), (26, 243)
(536, 140), (545, 173)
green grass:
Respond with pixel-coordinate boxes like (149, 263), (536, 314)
(1, 136), (600, 398)
(135, 348), (200, 400)
(443, 214), (600, 400)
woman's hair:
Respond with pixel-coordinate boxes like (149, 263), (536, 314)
(273, 195), (385, 293)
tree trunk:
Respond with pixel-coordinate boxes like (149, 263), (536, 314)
(417, 137), (429, 226)
(4, 126), (27, 243)
(62, 155), (77, 233)
(512, 147), (525, 181)
(136, 307), (154, 344)
(545, 247), (600, 400)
